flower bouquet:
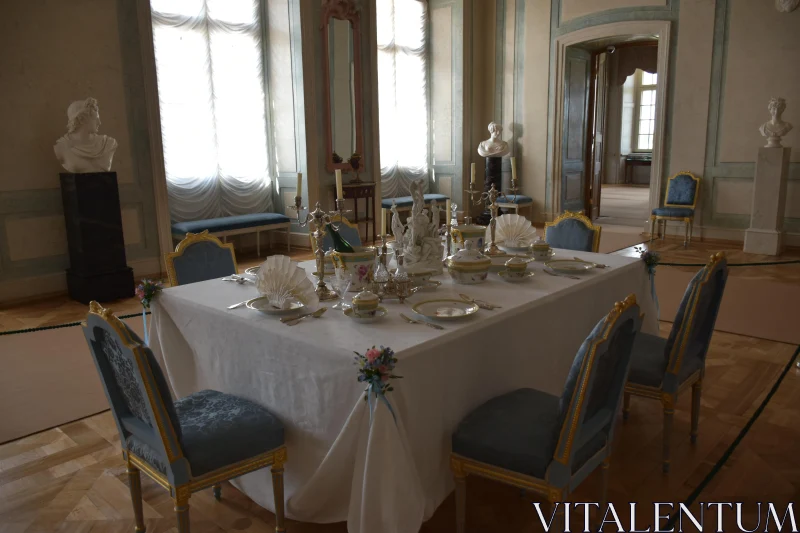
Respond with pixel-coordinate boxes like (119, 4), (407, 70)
(354, 345), (401, 423)
(348, 152), (362, 183)
(135, 279), (163, 344)
(635, 245), (660, 318)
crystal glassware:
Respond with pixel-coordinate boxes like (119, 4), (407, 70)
(332, 271), (353, 310)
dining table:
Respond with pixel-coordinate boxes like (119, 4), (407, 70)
(148, 248), (659, 533)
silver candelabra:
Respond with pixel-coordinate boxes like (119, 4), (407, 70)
(466, 180), (519, 256)
(287, 196), (350, 301)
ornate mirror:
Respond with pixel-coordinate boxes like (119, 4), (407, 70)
(322, 0), (364, 173)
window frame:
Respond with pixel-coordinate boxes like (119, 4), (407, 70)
(633, 69), (657, 153)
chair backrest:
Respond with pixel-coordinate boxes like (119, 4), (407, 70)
(547, 295), (643, 486)
(166, 230), (237, 286)
(310, 216), (363, 251)
(664, 252), (728, 389)
(544, 211), (602, 253)
(82, 302), (190, 484)
(664, 171), (700, 208)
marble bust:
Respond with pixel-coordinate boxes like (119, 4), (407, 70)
(54, 98), (118, 173)
(759, 97), (793, 148)
(477, 122), (510, 158)
(776, 0), (799, 13)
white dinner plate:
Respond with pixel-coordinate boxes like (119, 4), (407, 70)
(344, 306), (388, 323)
(544, 259), (594, 274)
(498, 243), (532, 255)
(245, 297), (306, 316)
(497, 271), (535, 283)
(412, 299), (479, 321)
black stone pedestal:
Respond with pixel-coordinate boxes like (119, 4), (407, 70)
(60, 172), (134, 304)
(477, 157), (502, 225)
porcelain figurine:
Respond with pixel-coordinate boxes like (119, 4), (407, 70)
(759, 97), (793, 148)
(477, 122), (510, 158)
(401, 179), (445, 274)
(776, 0), (799, 13)
(54, 98), (118, 173)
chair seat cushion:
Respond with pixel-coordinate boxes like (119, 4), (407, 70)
(382, 194), (449, 209)
(127, 390), (284, 476)
(497, 195), (533, 205)
(628, 333), (669, 387)
(652, 207), (694, 218)
(172, 213), (291, 235)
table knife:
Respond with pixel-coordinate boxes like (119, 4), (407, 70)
(543, 267), (581, 280)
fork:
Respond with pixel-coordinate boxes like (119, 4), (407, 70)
(543, 267), (581, 280)
(459, 294), (501, 310)
(573, 257), (609, 269)
(400, 313), (444, 330)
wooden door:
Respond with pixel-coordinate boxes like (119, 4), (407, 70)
(590, 52), (608, 219)
(561, 47), (592, 214)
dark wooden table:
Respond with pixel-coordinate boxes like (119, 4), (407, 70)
(624, 155), (652, 184)
(335, 181), (376, 244)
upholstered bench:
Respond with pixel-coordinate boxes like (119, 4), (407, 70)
(171, 213), (292, 256)
(496, 194), (533, 218)
(381, 193), (449, 233)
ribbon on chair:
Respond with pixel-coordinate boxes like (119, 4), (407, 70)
(142, 308), (149, 345)
(367, 383), (397, 426)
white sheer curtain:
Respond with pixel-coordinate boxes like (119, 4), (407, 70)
(377, 0), (429, 198)
(151, 0), (273, 222)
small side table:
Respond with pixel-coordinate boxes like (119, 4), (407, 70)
(624, 155), (652, 184)
(334, 182), (376, 244)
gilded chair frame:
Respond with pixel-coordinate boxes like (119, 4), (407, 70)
(623, 252), (726, 473)
(309, 215), (360, 250)
(450, 295), (641, 531)
(84, 302), (287, 533)
(544, 211), (602, 253)
(165, 230), (239, 287)
(649, 171), (701, 248)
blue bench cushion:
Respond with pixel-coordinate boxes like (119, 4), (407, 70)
(172, 213), (291, 235)
(498, 195), (533, 205)
(127, 389), (284, 476)
(382, 194), (449, 209)
(452, 388), (605, 478)
(652, 207), (694, 218)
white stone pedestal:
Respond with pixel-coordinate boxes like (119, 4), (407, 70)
(743, 146), (790, 255)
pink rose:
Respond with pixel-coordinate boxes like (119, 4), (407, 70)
(365, 348), (381, 363)
(378, 365), (388, 374)
(381, 374), (390, 382)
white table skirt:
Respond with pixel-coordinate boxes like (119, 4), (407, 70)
(149, 250), (658, 533)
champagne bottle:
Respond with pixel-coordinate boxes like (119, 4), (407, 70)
(327, 224), (356, 253)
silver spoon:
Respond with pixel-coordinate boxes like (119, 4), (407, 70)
(282, 307), (327, 326)
(400, 313), (444, 330)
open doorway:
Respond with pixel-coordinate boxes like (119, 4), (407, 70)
(585, 40), (659, 227)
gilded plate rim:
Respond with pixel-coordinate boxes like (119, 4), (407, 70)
(411, 299), (480, 320)
(245, 296), (306, 316)
(544, 259), (594, 273)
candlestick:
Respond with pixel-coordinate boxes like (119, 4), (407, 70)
(335, 169), (343, 200)
(296, 172), (303, 198)
(466, 178), (520, 256)
(381, 208), (386, 237)
(470, 163), (476, 184)
(510, 157), (516, 184)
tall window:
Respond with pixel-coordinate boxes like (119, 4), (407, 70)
(377, 0), (429, 198)
(634, 70), (657, 151)
(151, 0), (273, 221)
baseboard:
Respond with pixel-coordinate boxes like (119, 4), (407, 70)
(649, 223), (800, 247)
(0, 257), (164, 304)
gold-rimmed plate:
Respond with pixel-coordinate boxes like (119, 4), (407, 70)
(544, 259), (594, 274)
(245, 296), (305, 316)
(245, 266), (260, 276)
(411, 299), (479, 321)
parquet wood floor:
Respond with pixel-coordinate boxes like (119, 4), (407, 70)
(1, 326), (796, 532)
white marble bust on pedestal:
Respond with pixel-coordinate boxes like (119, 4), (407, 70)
(54, 97), (118, 173)
(759, 97), (793, 148)
(477, 122), (510, 158)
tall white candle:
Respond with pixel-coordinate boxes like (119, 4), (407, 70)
(381, 208), (386, 236)
(335, 169), (343, 200)
(445, 199), (451, 225)
(470, 163), (476, 185)
(510, 157), (517, 184)
(296, 172), (303, 198)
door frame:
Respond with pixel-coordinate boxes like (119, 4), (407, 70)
(549, 20), (671, 219)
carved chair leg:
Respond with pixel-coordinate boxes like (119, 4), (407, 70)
(691, 380), (702, 444)
(662, 399), (675, 473)
(623, 391), (631, 421)
(683, 219), (689, 248)
(212, 484), (222, 501)
(454, 473), (467, 533)
(174, 490), (190, 533)
(649, 217), (656, 243)
(660, 220), (666, 240)
(127, 462), (146, 533)
(272, 464), (286, 533)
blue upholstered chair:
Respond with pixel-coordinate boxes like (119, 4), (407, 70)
(450, 295), (643, 532)
(650, 171), (701, 248)
(82, 302), (287, 533)
(623, 252), (728, 472)
(310, 215), (363, 251)
(166, 230), (238, 286)
(544, 211), (602, 252)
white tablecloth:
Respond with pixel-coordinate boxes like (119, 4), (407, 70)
(149, 250), (658, 533)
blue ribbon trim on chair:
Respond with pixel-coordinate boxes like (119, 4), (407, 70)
(367, 383), (397, 426)
(142, 308), (149, 345)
